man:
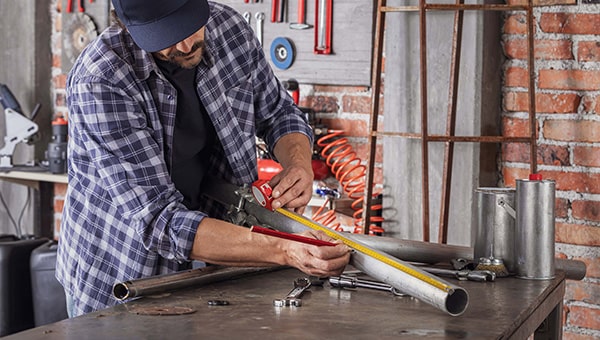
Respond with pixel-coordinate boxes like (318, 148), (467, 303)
(57, 0), (350, 317)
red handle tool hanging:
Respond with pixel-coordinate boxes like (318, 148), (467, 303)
(290, 0), (312, 30)
(314, 0), (332, 54)
(271, 0), (278, 22)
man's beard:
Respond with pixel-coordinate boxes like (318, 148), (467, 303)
(164, 41), (205, 69)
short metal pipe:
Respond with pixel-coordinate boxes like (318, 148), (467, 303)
(113, 266), (275, 300)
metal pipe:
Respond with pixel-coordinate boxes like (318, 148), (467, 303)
(351, 247), (469, 316)
(201, 180), (586, 281)
(113, 266), (276, 300)
(273, 207), (469, 316)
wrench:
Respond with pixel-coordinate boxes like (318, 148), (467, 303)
(422, 267), (496, 282)
(329, 275), (406, 296)
(243, 11), (251, 25)
(255, 12), (265, 46)
(274, 277), (311, 307)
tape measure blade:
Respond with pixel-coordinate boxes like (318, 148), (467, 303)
(274, 208), (452, 292)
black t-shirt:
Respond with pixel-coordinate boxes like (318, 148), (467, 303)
(156, 59), (217, 210)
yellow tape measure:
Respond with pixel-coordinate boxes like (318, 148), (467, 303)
(275, 207), (453, 293)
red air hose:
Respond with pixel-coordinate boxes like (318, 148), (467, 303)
(313, 130), (384, 235)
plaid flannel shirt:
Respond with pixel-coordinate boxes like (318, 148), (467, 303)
(56, 2), (312, 316)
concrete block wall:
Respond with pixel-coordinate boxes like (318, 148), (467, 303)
(48, 0), (598, 337)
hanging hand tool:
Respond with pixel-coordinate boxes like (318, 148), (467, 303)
(278, 0), (287, 22)
(255, 12), (265, 46)
(314, 0), (332, 54)
(243, 11), (251, 25)
(271, 0), (278, 22)
(274, 277), (311, 307)
(290, 0), (312, 29)
(66, 0), (73, 13)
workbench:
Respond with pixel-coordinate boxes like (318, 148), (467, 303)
(0, 169), (67, 239)
(8, 267), (565, 339)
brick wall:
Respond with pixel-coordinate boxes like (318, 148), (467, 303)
(49, 0), (598, 337)
(502, 3), (600, 339)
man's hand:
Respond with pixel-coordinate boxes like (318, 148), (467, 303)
(282, 230), (351, 277)
(271, 133), (314, 214)
(269, 163), (313, 214)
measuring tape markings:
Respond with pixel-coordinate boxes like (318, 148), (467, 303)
(275, 207), (453, 293)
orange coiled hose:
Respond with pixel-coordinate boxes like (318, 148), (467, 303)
(312, 130), (384, 235)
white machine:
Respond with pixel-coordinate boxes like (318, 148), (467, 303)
(0, 83), (39, 168)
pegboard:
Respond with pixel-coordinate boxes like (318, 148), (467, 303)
(216, 0), (374, 86)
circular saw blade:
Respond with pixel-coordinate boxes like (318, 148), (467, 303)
(62, 13), (98, 71)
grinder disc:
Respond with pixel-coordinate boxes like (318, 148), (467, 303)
(270, 37), (295, 70)
(62, 13), (98, 71)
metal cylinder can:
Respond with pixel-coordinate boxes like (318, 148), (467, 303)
(515, 178), (556, 280)
(473, 187), (516, 273)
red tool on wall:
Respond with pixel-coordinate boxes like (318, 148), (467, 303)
(290, 0), (312, 30)
(314, 0), (332, 54)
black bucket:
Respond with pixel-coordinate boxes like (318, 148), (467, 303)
(0, 235), (47, 336)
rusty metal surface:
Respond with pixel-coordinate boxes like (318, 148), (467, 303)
(9, 268), (565, 339)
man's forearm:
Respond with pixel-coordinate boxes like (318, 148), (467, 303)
(272, 133), (313, 170)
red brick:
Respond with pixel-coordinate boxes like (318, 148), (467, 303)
(55, 93), (66, 108)
(353, 142), (384, 164)
(52, 54), (61, 69)
(320, 118), (369, 137)
(573, 146), (600, 167)
(304, 96), (339, 113)
(54, 183), (67, 197)
(539, 69), (600, 91)
(568, 305), (600, 330)
(502, 143), (570, 166)
(555, 197), (569, 219)
(544, 119), (600, 143)
(574, 255), (600, 279)
(539, 144), (570, 166)
(578, 40), (600, 62)
(540, 13), (600, 35)
(572, 200), (600, 223)
(566, 281), (600, 304)
(53, 198), (64, 214)
(342, 95), (371, 115)
(502, 167), (529, 187)
(52, 74), (67, 89)
(503, 39), (573, 60)
(504, 92), (580, 113)
(544, 170), (600, 194)
(503, 14), (528, 34)
(556, 222), (600, 246)
(502, 116), (536, 137)
(505, 67), (530, 88)
(581, 95), (597, 114)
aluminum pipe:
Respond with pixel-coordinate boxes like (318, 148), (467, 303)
(113, 266), (275, 300)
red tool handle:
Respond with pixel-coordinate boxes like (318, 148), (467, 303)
(271, 0), (278, 22)
(67, 0), (73, 13)
(251, 226), (337, 247)
(78, 0), (84, 12)
(297, 0), (306, 24)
